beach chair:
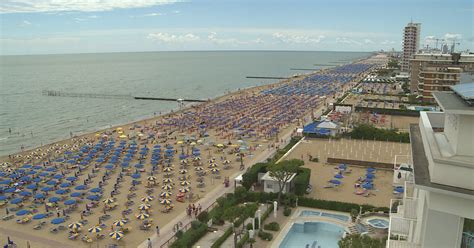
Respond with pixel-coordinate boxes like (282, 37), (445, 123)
(2, 214), (14, 221)
(50, 227), (58, 233)
(68, 232), (79, 240)
(81, 235), (93, 243)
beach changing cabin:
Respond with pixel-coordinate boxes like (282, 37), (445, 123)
(261, 171), (297, 194)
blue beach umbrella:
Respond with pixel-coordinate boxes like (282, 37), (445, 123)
(90, 188), (101, 193)
(0, 179), (12, 185)
(4, 188), (16, 193)
(87, 195), (100, 201)
(66, 176), (77, 181)
(11, 198), (23, 204)
(394, 187), (404, 193)
(105, 164), (114, 170)
(60, 182), (71, 188)
(16, 209), (31, 216)
(53, 174), (63, 180)
(367, 167), (376, 173)
(45, 167), (56, 172)
(56, 189), (67, 195)
(334, 174), (344, 179)
(51, 218), (65, 224)
(0, 195), (8, 201)
(64, 199), (76, 205)
(134, 164), (144, 169)
(41, 187), (53, 192)
(34, 193), (45, 199)
(75, 185), (86, 190)
(338, 164), (347, 170)
(46, 180), (57, 186)
(329, 179), (341, 185)
(21, 164), (32, 169)
(362, 183), (373, 189)
(49, 197), (61, 203)
(366, 173), (375, 179)
(70, 192), (82, 198)
(39, 172), (49, 177)
(20, 191), (32, 197)
(33, 213), (47, 220)
(33, 178), (41, 183)
(131, 173), (140, 179)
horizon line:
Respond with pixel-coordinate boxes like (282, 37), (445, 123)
(0, 49), (382, 57)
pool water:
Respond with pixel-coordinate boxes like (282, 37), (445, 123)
(367, 218), (389, 229)
(279, 222), (345, 248)
(300, 210), (349, 222)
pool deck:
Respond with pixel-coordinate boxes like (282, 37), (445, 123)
(270, 207), (351, 248)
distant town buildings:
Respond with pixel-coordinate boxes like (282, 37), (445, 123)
(409, 53), (474, 102)
(387, 83), (474, 248)
(401, 22), (421, 72)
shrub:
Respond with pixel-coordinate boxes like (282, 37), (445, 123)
(258, 230), (273, 241)
(294, 167), (311, 196)
(170, 222), (208, 248)
(310, 157), (319, 163)
(197, 211), (209, 223)
(246, 223), (253, 230)
(283, 207), (292, 216)
(211, 227), (233, 248)
(264, 222), (280, 231)
(338, 234), (386, 248)
(236, 232), (249, 248)
(345, 124), (410, 143)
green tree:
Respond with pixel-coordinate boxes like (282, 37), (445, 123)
(338, 234), (386, 248)
(268, 160), (301, 203)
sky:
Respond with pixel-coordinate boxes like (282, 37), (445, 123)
(0, 0), (473, 55)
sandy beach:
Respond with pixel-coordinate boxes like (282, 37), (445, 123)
(0, 59), (374, 248)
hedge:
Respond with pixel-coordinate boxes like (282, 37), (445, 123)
(170, 221), (208, 248)
(294, 167), (311, 196)
(345, 124), (410, 143)
(354, 106), (420, 117)
(211, 227), (233, 248)
(242, 162), (268, 190)
(236, 232), (249, 248)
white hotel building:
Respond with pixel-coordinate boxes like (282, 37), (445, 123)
(387, 83), (474, 248)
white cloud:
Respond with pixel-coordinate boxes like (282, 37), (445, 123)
(444, 33), (462, 41)
(335, 37), (361, 46)
(19, 20), (32, 27)
(207, 32), (247, 45)
(0, 0), (181, 13)
(173, 10), (181, 14)
(364, 39), (374, 44)
(380, 40), (396, 45)
(272, 32), (325, 44)
(147, 32), (200, 43)
(143, 12), (163, 17)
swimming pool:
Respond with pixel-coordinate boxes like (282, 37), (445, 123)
(300, 210), (349, 222)
(279, 222), (345, 248)
(367, 218), (389, 229)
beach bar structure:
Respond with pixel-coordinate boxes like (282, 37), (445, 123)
(302, 120), (340, 137)
(260, 172), (296, 194)
(387, 83), (474, 248)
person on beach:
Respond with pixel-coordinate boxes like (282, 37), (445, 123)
(147, 238), (152, 248)
(156, 225), (160, 235)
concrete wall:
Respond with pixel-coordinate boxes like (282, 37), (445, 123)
(422, 208), (464, 248)
(327, 157), (396, 169)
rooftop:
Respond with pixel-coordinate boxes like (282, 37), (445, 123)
(409, 124), (474, 199)
(451, 83), (474, 102)
(432, 91), (474, 114)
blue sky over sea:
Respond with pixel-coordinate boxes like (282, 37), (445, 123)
(0, 0), (473, 55)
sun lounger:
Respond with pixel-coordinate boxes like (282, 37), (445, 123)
(2, 214), (14, 221)
(69, 232), (79, 240)
(81, 235), (92, 243)
(50, 227), (58, 233)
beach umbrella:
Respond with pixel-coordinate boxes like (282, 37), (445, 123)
(105, 164), (114, 170)
(161, 185), (173, 190)
(134, 164), (144, 169)
(33, 213), (47, 220)
(138, 204), (150, 210)
(367, 167), (376, 173)
(136, 213), (149, 220)
(0, 179), (12, 185)
(45, 167), (56, 172)
(0, 195), (7, 201)
(68, 222), (83, 230)
(60, 182), (71, 188)
(163, 167), (173, 172)
(394, 187), (404, 193)
(88, 226), (102, 234)
(41, 186), (53, 192)
(160, 192), (172, 198)
(141, 196), (153, 202)
(194, 157), (201, 161)
(113, 220), (127, 227)
(46, 180), (57, 186)
(64, 199), (76, 205)
(209, 163), (218, 168)
(103, 198), (114, 204)
(4, 187), (16, 193)
(90, 187), (102, 193)
(49, 197), (60, 203)
(26, 184), (37, 190)
(179, 169), (187, 174)
(195, 167), (203, 171)
(11, 198), (23, 204)
(34, 193), (45, 199)
(53, 174), (63, 180)
(329, 179), (341, 185)
(75, 185), (86, 191)
(119, 135), (127, 139)
(179, 188), (189, 193)
(70, 192), (82, 198)
(147, 176), (157, 181)
(19, 191), (32, 197)
(162, 178), (173, 184)
(338, 164), (347, 170)
(51, 217), (65, 224)
(180, 181), (190, 186)
(87, 195), (100, 201)
(366, 173), (375, 179)
(16, 209), (31, 216)
(362, 183), (373, 189)
(109, 231), (124, 240)
(334, 174), (344, 179)
(66, 176), (77, 182)
(210, 168), (219, 174)
(160, 199), (172, 205)
(131, 173), (141, 179)
(56, 189), (68, 195)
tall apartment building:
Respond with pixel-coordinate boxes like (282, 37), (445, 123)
(409, 53), (474, 99)
(401, 22), (421, 72)
(387, 83), (474, 248)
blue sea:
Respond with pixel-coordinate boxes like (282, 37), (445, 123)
(0, 51), (371, 156)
